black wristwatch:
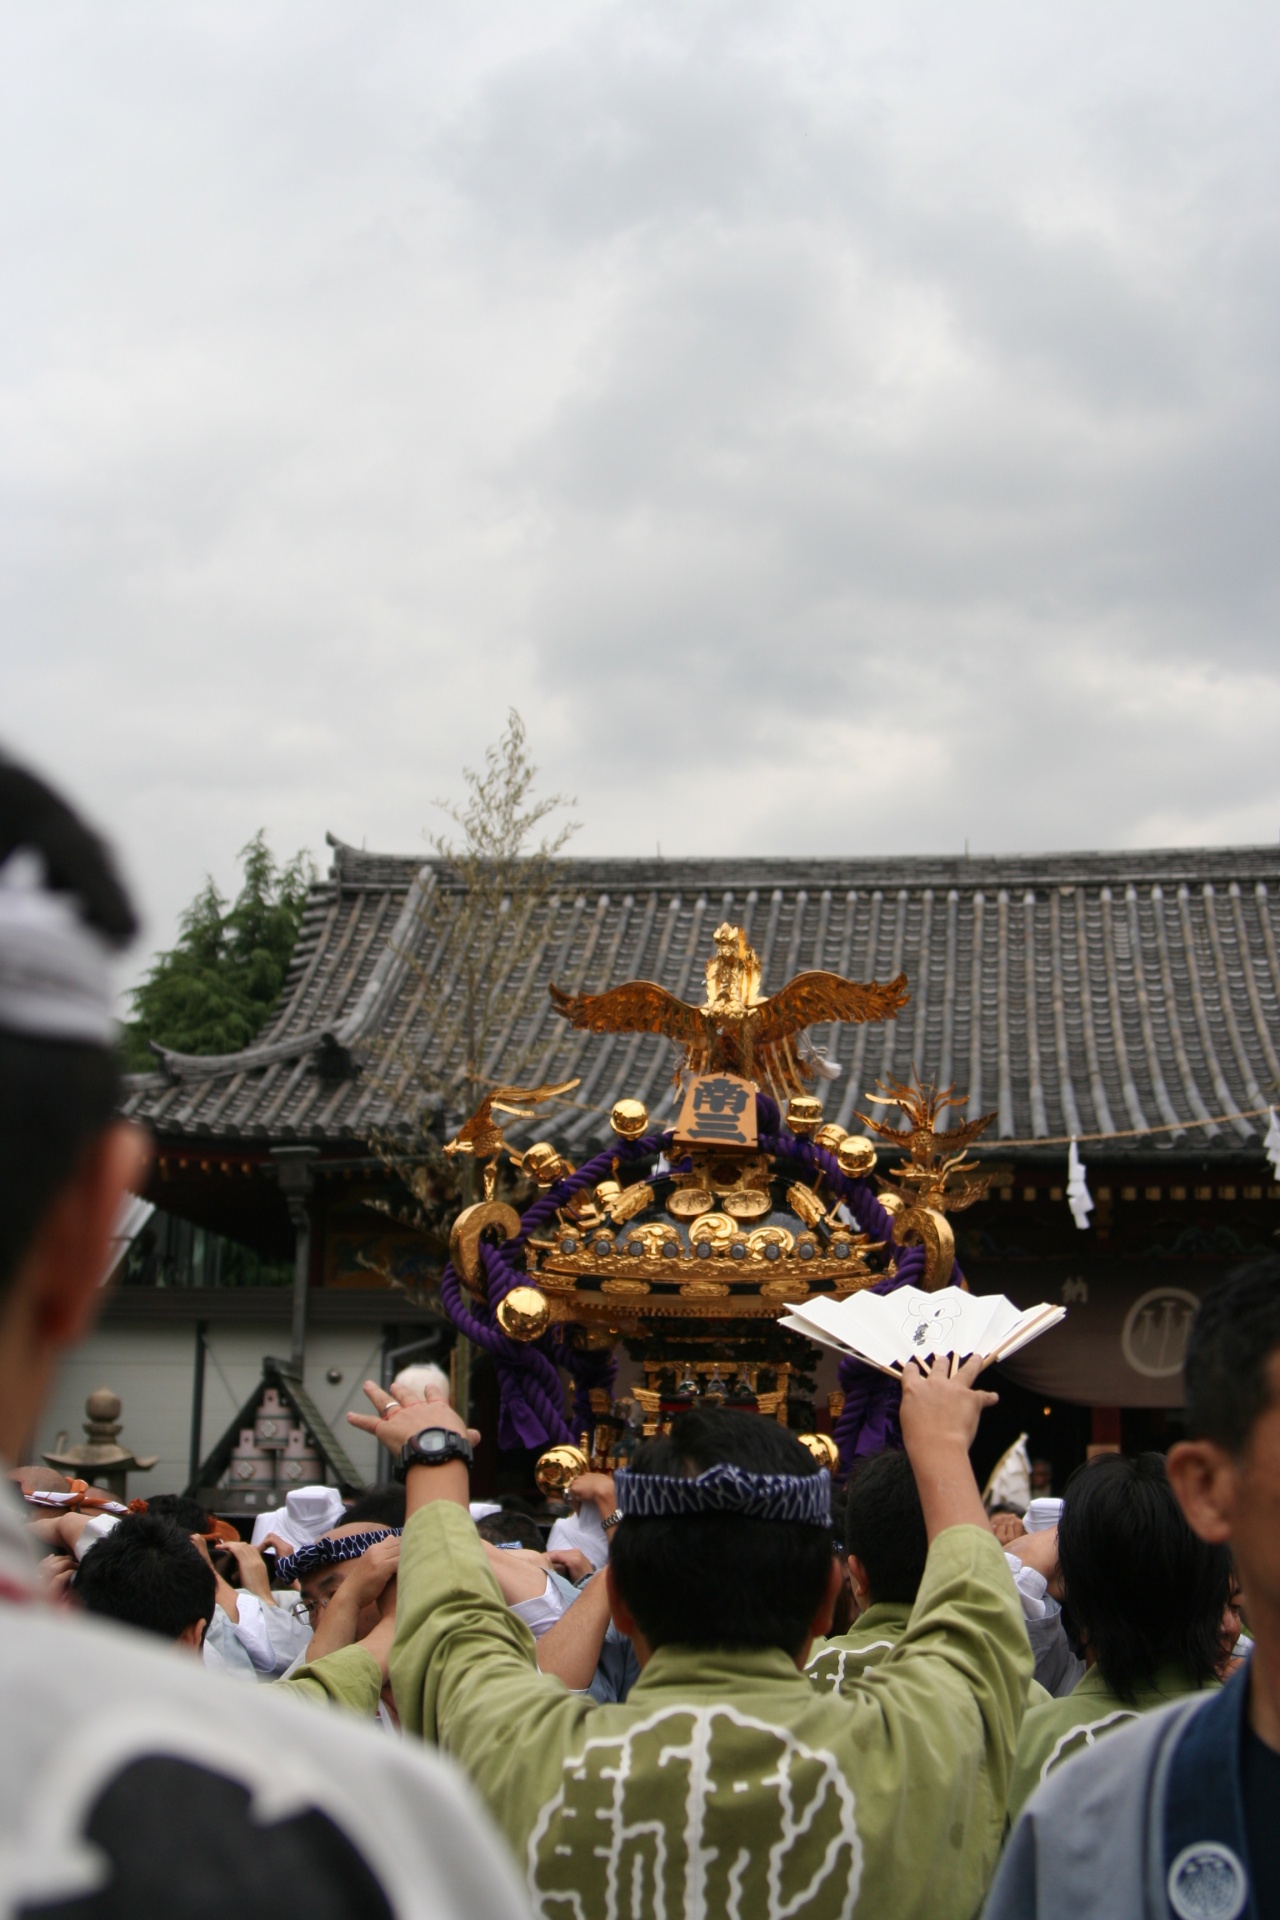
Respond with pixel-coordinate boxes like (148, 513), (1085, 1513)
(394, 1427), (475, 1481)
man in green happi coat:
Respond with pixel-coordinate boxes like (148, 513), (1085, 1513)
(348, 1355), (1031, 1920)
(807, 1447), (1052, 1710)
(1006, 1450), (1229, 1820)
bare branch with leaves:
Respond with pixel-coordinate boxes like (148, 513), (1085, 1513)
(358, 712), (580, 1314)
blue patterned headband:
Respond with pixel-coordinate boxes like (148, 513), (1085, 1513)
(274, 1527), (401, 1584)
(615, 1464), (832, 1527)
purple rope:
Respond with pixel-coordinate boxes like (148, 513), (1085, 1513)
(439, 1130), (672, 1452)
(440, 1258), (574, 1449)
(552, 1331), (619, 1436)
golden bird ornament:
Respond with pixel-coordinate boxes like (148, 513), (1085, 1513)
(549, 923), (907, 1104)
(444, 1079), (581, 1198)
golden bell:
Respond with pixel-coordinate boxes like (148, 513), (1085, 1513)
(814, 1122), (849, 1153)
(786, 1096), (824, 1137)
(495, 1285), (552, 1343)
(610, 1099), (649, 1139)
(522, 1141), (572, 1187)
(836, 1135), (878, 1179)
(796, 1432), (840, 1471)
(535, 1443), (589, 1498)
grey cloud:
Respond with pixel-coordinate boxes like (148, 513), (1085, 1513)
(0, 1), (1277, 974)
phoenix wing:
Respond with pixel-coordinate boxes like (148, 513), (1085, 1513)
(548, 980), (705, 1050)
(752, 970), (909, 1047)
(489, 1078), (581, 1118)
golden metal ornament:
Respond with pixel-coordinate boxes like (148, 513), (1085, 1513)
(796, 1432), (840, 1470)
(761, 1275), (810, 1302)
(495, 1285), (552, 1342)
(786, 1182), (828, 1229)
(606, 1180), (655, 1225)
(449, 1200), (522, 1297)
(549, 923), (907, 1104)
(688, 1212), (736, 1248)
(748, 1224), (795, 1258)
(856, 1077), (999, 1290)
(522, 1140), (574, 1187)
(667, 1185), (714, 1219)
(814, 1122), (848, 1153)
(610, 1099), (649, 1138)
(722, 1188), (772, 1220)
(445, 1079), (581, 1198)
(836, 1135), (878, 1179)
(786, 1096), (824, 1136)
(535, 1444), (589, 1498)
(890, 1206), (956, 1292)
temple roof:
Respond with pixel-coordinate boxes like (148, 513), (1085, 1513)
(123, 837), (1280, 1159)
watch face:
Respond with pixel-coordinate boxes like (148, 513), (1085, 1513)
(416, 1430), (449, 1457)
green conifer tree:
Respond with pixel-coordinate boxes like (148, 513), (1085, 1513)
(123, 832), (314, 1068)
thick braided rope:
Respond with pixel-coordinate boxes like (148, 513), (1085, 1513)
(438, 1131), (674, 1449)
(439, 1258), (574, 1447)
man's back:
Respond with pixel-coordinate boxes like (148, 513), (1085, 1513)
(805, 1601), (914, 1692)
(389, 1502), (1031, 1920)
(1007, 1661), (1218, 1820)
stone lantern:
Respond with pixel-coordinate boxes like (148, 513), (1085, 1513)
(44, 1388), (158, 1502)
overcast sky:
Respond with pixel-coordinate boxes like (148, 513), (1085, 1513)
(3, 2), (1278, 984)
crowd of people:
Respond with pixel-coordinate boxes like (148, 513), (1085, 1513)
(1, 750), (1278, 1920)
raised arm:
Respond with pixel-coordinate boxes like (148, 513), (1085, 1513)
(535, 1570), (613, 1691)
(347, 1380), (595, 1784)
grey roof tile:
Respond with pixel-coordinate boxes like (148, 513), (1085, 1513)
(122, 841), (1280, 1156)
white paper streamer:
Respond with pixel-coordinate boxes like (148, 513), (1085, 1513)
(1067, 1138), (1093, 1230)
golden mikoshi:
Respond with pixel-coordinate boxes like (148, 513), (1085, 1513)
(437, 922), (1000, 1468)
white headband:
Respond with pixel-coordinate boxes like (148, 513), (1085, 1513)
(0, 850), (117, 1046)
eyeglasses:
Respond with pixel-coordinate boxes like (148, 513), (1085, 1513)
(287, 1596), (330, 1625)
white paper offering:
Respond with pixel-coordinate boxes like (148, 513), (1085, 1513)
(779, 1286), (1065, 1377)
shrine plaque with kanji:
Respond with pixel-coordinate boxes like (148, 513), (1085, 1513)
(672, 1073), (758, 1148)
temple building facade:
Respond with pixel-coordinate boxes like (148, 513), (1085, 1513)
(37, 837), (1280, 1501)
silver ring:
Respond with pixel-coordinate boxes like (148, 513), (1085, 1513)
(383, 1402), (396, 1417)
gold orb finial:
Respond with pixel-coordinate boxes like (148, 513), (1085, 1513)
(836, 1135), (877, 1179)
(495, 1285), (552, 1343)
(786, 1096), (824, 1137)
(814, 1122), (848, 1153)
(610, 1099), (649, 1139)
(796, 1432), (840, 1470)
(534, 1443), (589, 1498)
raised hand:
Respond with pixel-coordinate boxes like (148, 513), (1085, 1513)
(347, 1378), (481, 1455)
(899, 1353), (999, 1459)
(899, 1353), (999, 1541)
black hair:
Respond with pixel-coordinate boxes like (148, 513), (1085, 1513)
(342, 1484), (407, 1528)
(1058, 1451), (1231, 1704)
(145, 1494), (213, 1535)
(477, 1512), (545, 1551)
(75, 1514), (216, 1642)
(609, 1409), (835, 1657)
(843, 1449), (928, 1605)
(0, 756), (138, 1297)
(1183, 1257), (1280, 1455)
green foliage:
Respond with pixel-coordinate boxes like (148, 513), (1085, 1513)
(123, 832), (315, 1069)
